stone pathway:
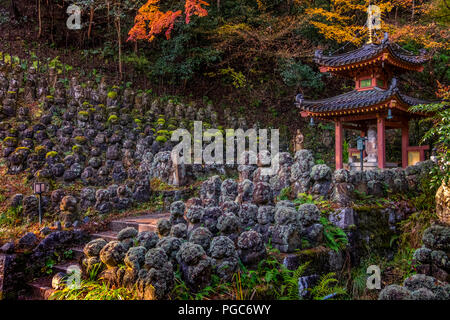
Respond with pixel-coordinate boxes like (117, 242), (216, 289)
(24, 211), (170, 300)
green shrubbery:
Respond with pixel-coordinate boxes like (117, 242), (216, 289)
(0, 205), (23, 227)
(170, 250), (346, 300)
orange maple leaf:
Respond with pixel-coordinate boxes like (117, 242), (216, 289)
(128, 0), (209, 42)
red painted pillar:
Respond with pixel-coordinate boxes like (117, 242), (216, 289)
(377, 115), (386, 169)
(401, 124), (409, 168)
(420, 149), (425, 162)
(335, 120), (343, 169)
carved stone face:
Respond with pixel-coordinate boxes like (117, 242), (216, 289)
(123, 88), (134, 103)
(8, 77), (19, 91)
(0, 75), (8, 89)
(74, 85), (83, 100)
(99, 81), (107, 92)
(211, 112), (218, 123)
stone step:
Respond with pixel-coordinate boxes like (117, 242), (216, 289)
(28, 277), (54, 300)
(26, 260), (82, 300)
(70, 246), (84, 260)
(23, 212), (171, 300)
(53, 260), (81, 275)
(91, 230), (118, 242)
(109, 220), (139, 232)
(108, 212), (170, 234)
(137, 223), (156, 232)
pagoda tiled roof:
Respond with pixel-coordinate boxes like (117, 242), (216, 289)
(296, 79), (431, 114)
(314, 33), (429, 68)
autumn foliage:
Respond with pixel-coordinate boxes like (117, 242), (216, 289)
(305, 0), (394, 45)
(128, 0), (209, 42)
(304, 0), (449, 49)
(185, 0), (209, 24)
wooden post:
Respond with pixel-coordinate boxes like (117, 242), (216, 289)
(401, 122), (409, 168)
(335, 120), (343, 169)
(377, 115), (386, 169)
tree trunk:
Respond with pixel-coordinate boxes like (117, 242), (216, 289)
(37, 0), (42, 37)
(10, 0), (20, 20)
(107, 1), (110, 32)
(88, 5), (94, 39)
(115, 16), (122, 80)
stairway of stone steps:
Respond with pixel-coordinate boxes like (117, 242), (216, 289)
(24, 211), (170, 300)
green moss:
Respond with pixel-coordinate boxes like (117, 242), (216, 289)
(156, 130), (169, 136)
(156, 135), (167, 143)
(3, 137), (17, 145)
(74, 136), (87, 144)
(134, 118), (142, 124)
(108, 115), (118, 123)
(35, 145), (46, 154)
(156, 118), (165, 125)
(107, 91), (118, 99)
(45, 151), (58, 158)
(72, 145), (81, 153)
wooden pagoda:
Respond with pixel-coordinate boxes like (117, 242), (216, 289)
(296, 32), (432, 170)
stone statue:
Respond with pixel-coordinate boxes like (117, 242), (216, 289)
(54, 81), (67, 105)
(0, 73), (9, 99)
(37, 77), (49, 101)
(122, 87), (134, 109)
(97, 79), (108, 105)
(48, 67), (58, 89)
(365, 125), (378, 163)
(293, 129), (304, 152)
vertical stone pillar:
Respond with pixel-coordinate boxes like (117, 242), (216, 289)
(335, 120), (343, 169)
(377, 115), (386, 169)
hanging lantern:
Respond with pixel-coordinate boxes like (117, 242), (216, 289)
(387, 108), (393, 120)
(310, 117), (315, 126)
